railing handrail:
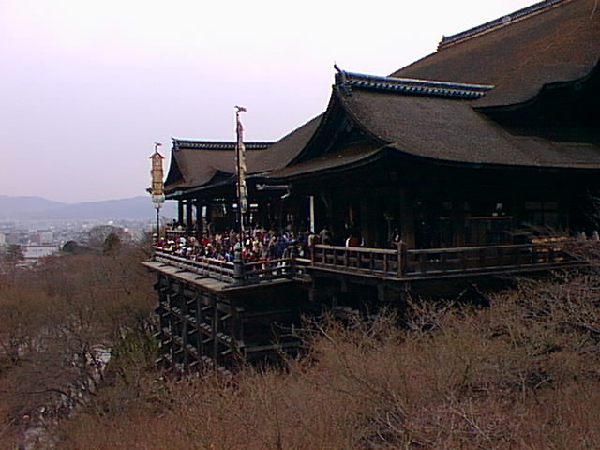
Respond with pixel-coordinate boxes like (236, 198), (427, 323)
(315, 242), (562, 255)
(153, 242), (574, 283)
(155, 250), (234, 269)
(153, 248), (306, 284)
(407, 243), (562, 255)
(312, 242), (572, 277)
(154, 250), (235, 281)
(313, 244), (397, 255)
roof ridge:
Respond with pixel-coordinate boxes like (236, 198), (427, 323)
(438, 0), (566, 50)
(335, 69), (494, 99)
(172, 139), (273, 150)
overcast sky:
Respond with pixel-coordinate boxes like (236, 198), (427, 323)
(1, 0), (536, 203)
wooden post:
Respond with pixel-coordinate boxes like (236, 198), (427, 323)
(440, 251), (447, 272)
(196, 201), (203, 239)
(419, 253), (427, 274)
(212, 294), (219, 366)
(290, 253), (296, 277)
(182, 293), (189, 369)
(195, 291), (203, 359)
(461, 250), (468, 271)
(396, 242), (406, 276)
(186, 200), (193, 234)
(178, 201), (184, 227)
(309, 235), (316, 265)
(233, 242), (245, 285)
(479, 247), (486, 268)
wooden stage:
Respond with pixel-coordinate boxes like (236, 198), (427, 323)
(145, 241), (581, 371)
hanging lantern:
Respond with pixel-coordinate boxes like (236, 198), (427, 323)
(150, 142), (165, 209)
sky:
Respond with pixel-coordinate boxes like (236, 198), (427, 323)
(1, 0), (538, 203)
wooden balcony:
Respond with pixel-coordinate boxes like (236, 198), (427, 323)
(310, 241), (576, 280)
(152, 250), (308, 287)
(147, 239), (580, 371)
(153, 239), (577, 287)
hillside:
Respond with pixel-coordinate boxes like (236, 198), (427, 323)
(0, 195), (176, 220)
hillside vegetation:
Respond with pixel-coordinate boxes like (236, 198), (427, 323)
(0, 247), (156, 448)
(3, 245), (600, 449)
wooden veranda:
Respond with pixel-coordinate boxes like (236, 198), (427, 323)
(145, 239), (580, 371)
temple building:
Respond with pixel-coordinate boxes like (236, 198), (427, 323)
(165, 0), (599, 250)
(150, 0), (600, 370)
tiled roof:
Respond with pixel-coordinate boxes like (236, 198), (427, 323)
(249, 115), (322, 174)
(164, 116), (322, 195)
(164, 140), (275, 194)
(266, 75), (600, 182)
(392, 0), (599, 107)
(341, 87), (600, 168)
(166, 0), (600, 193)
(438, 0), (565, 49)
(335, 69), (494, 99)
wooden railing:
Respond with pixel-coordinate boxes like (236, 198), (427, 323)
(243, 257), (310, 283)
(312, 245), (404, 276)
(154, 251), (235, 282)
(311, 242), (572, 278)
(154, 241), (574, 284)
(153, 249), (307, 284)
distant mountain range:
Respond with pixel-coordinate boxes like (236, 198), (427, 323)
(0, 195), (176, 220)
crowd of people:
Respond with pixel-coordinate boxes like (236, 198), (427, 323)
(155, 227), (317, 263)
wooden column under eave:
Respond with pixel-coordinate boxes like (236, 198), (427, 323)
(399, 187), (415, 248)
(195, 200), (203, 239)
(186, 200), (193, 234)
(178, 201), (184, 227)
(359, 197), (370, 246)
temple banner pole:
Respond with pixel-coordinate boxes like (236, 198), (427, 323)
(235, 106), (248, 237)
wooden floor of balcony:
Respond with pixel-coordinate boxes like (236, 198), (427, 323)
(146, 240), (581, 291)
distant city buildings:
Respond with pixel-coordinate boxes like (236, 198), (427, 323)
(0, 217), (157, 265)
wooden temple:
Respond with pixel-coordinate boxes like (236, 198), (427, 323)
(145, 0), (600, 370)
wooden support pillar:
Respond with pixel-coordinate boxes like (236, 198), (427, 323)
(195, 291), (204, 358)
(186, 200), (193, 234)
(359, 197), (370, 246)
(196, 201), (203, 239)
(398, 281), (411, 308)
(309, 195), (315, 233)
(178, 201), (184, 227)
(227, 302), (239, 367)
(396, 242), (406, 276)
(399, 188), (415, 248)
(212, 294), (219, 366)
(377, 284), (386, 303)
(181, 287), (189, 369)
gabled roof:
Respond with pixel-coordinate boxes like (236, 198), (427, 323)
(167, 0), (600, 192)
(340, 85), (600, 167)
(165, 116), (322, 196)
(264, 64), (600, 182)
(264, 0), (600, 181)
(250, 115), (322, 173)
(391, 0), (600, 108)
(164, 140), (273, 195)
